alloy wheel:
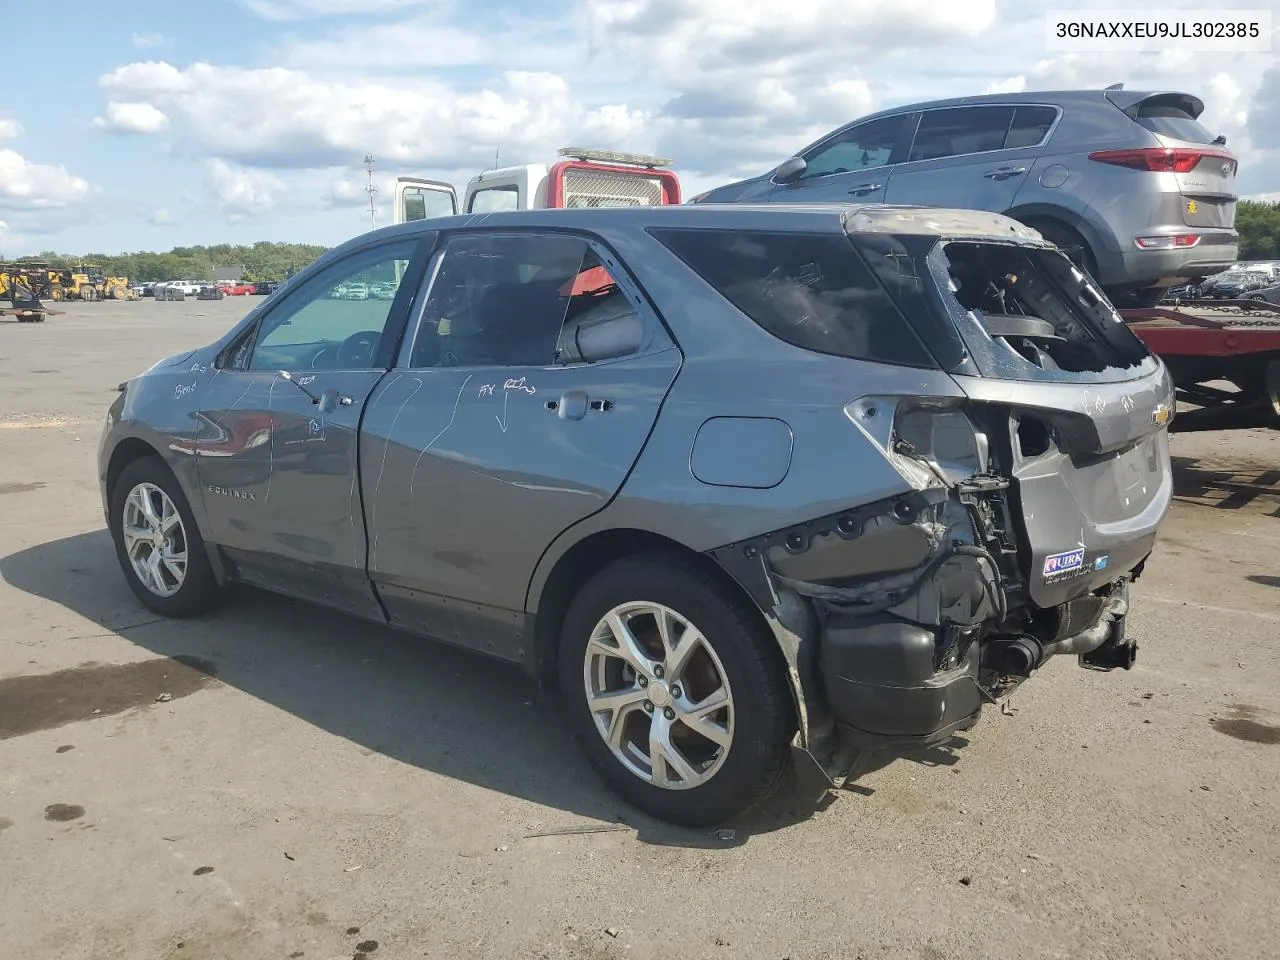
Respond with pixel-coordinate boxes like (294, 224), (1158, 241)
(121, 482), (189, 598)
(583, 602), (735, 790)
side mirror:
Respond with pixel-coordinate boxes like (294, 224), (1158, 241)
(773, 157), (807, 184)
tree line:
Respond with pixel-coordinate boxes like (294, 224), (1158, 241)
(6, 202), (1280, 282)
(1237, 199), (1280, 260)
(5, 241), (329, 283)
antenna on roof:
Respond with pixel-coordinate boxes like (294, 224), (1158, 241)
(1104, 82), (1124, 91)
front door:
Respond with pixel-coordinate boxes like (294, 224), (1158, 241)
(770, 113), (912, 204)
(393, 177), (458, 225)
(195, 236), (429, 617)
(360, 230), (681, 659)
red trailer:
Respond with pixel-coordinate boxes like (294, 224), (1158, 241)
(1123, 299), (1280, 431)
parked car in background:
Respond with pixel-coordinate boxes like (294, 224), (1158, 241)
(1241, 281), (1280, 305)
(691, 87), (1239, 306)
(1200, 269), (1274, 298)
(1214, 271), (1273, 298)
(156, 280), (204, 301)
(99, 203), (1173, 826)
(252, 281), (279, 296)
(1160, 281), (1199, 301)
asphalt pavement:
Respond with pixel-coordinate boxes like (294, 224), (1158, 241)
(1, 298), (1278, 960)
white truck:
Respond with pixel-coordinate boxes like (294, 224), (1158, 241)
(392, 147), (683, 225)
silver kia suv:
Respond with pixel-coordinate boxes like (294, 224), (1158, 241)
(691, 87), (1239, 306)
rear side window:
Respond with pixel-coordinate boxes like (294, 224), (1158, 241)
(650, 228), (935, 368)
(1132, 97), (1215, 144)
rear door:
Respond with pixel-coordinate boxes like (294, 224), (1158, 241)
(394, 177), (458, 225)
(885, 105), (1057, 213)
(360, 230), (682, 657)
(770, 113), (913, 204)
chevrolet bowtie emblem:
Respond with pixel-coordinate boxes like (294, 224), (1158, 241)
(1152, 403), (1173, 426)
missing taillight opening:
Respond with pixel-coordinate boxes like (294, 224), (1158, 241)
(1016, 417), (1053, 458)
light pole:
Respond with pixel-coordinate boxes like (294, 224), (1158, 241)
(364, 154), (378, 229)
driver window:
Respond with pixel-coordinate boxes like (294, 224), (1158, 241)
(248, 239), (419, 372)
(802, 114), (906, 179)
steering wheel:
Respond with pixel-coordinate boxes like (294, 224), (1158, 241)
(337, 330), (381, 368)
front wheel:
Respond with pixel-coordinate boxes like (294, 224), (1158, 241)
(558, 555), (794, 826)
(109, 457), (223, 617)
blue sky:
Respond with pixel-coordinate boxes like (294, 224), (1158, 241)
(2, 0), (1278, 256)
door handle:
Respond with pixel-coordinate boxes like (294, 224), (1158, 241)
(847, 183), (884, 195)
(984, 167), (1028, 181)
(545, 392), (611, 421)
(316, 389), (353, 414)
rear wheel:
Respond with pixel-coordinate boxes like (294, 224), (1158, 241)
(1020, 218), (1098, 280)
(109, 457), (223, 617)
(558, 554), (793, 826)
(50, 285), (64, 301)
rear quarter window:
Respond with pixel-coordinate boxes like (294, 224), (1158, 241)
(649, 228), (936, 368)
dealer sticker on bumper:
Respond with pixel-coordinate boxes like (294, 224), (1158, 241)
(1043, 547), (1087, 582)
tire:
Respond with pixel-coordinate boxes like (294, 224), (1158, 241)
(558, 554), (794, 826)
(82, 286), (96, 302)
(1020, 218), (1099, 280)
(50, 285), (63, 301)
(109, 456), (223, 618)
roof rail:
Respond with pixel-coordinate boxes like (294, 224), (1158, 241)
(557, 147), (673, 168)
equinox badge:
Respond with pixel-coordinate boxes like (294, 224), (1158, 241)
(1152, 403), (1173, 427)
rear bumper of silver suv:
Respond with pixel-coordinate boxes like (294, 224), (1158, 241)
(1116, 228), (1239, 287)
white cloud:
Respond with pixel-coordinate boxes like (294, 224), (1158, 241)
(237, 0), (440, 20)
(0, 118), (20, 140)
(207, 159), (285, 220)
(280, 20), (492, 70)
(62, 0), (1280, 248)
(148, 208), (176, 225)
(100, 61), (649, 172)
(0, 148), (90, 210)
(326, 176), (373, 208)
(93, 100), (171, 135)
(583, 0), (998, 175)
(131, 32), (169, 49)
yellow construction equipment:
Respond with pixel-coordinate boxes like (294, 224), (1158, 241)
(0, 264), (51, 321)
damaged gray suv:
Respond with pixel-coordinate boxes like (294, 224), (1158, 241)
(99, 204), (1174, 826)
